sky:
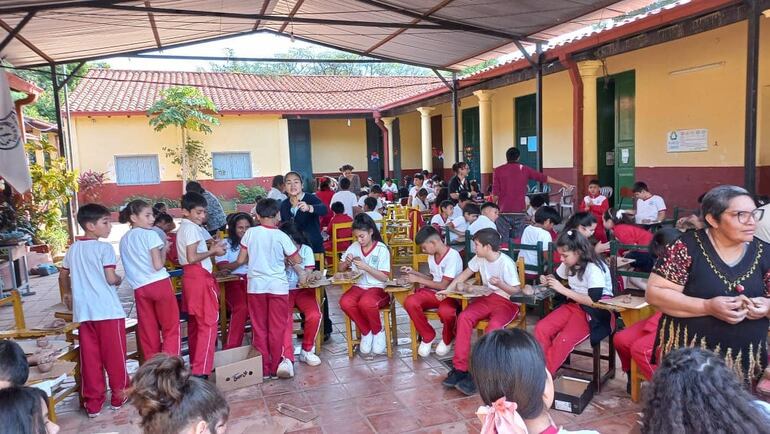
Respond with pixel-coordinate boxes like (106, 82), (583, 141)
(105, 33), (318, 71)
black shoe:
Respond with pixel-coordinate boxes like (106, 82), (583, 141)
(442, 368), (463, 388)
(193, 374), (209, 380)
(626, 372), (632, 394)
(455, 372), (477, 396)
(324, 333), (331, 343)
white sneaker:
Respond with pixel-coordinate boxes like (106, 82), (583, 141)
(435, 339), (453, 357)
(276, 359), (294, 379)
(372, 331), (387, 355)
(299, 349), (322, 366)
(360, 332), (373, 354)
(417, 340), (433, 358)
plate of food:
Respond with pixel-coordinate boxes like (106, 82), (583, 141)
(331, 271), (363, 284)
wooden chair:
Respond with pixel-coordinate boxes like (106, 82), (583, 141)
(609, 241), (650, 295)
(508, 240), (554, 283)
(474, 257), (528, 336)
(342, 283), (398, 359)
(565, 333), (616, 394)
(324, 221), (354, 274)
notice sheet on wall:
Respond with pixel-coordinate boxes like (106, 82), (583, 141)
(666, 129), (708, 153)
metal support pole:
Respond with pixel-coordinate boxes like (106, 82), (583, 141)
(50, 65), (76, 242)
(744, 0), (760, 193)
(452, 72), (460, 163)
(535, 44), (544, 175)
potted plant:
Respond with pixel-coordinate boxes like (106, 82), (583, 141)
(78, 170), (107, 202)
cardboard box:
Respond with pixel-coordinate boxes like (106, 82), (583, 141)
(212, 346), (262, 392)
(551, 375), (594, 414)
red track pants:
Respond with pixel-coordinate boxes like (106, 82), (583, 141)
(403, 287), (459, 344)
(223, 276), (249, 350)
(248, 293), (289, 376)
(283, 288), (322, 361)
(614, 312), (661, 379)
(339, 286), (390, 335)
(534, 303), (590, 375)
(79, 318), (130, 414)
(134, 278), (180, 359)
(452, 295), (520, 372)
(182, 265), (218, 376)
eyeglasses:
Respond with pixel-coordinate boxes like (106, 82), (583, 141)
(726, 209), (764, 224)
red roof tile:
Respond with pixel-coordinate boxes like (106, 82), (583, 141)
(69, 69), (443, 115)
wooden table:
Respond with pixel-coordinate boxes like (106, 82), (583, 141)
(216, 274), (242, 345)
(384, 283), (414, 306)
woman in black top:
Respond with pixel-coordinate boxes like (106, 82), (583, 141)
(647, 185), (770, 384)
(447, 162), (471, 202)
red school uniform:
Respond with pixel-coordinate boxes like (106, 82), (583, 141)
(612, 223), (653, 247)
(613, 312), (662, 380)
(282, 244), (322, 360)
(338, 241), (392, 336)
(580, 194), (610, 242)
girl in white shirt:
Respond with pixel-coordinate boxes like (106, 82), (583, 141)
(118, 200), (180, 359)
(215, 212), (253, 350)
(534, 230), (613, 375)
(338, 213), (392, 356)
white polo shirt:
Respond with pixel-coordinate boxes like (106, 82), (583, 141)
(216, 239), (248, 275)
(62, 239), (125, 323)
(119, 227), (169, 289)
(365, 210), (383, 230)
(344, 241), (391, 289)
(331, 190), (359, 218)
(448, 215), (468, 243)
(430, 214), (451, 229)
(357, 195), (384, 213)
(428, 248), (463, 283)
(176, 219), (214, 273)
(240, 225), (299, 295)
(468, 215), (497, 236)
(556, 262), (613, 298)
(468, 252), (520, 300)
(519, 225), (552, 268)
(287, 244), (316, 289)
(635, 195), (666, 224)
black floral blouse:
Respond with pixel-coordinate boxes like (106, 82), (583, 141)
(652, 229), (770, 384)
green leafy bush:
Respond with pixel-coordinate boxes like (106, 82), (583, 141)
(235, 184), (266, 204)
(37, 225), (69, 255)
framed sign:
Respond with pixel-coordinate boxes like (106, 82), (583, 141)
(667, 129), (708, 153)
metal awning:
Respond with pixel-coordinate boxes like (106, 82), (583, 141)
(0, 0), (656, 70)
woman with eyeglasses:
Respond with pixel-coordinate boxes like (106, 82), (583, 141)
(646, 185), (770, 386)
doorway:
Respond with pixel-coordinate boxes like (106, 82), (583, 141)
(366, 118), (384, 183)
(596, 70), (636, 208)
(462, 107), (481, 184)
(515, 94), (539, 190)
(431, 115), (444, 176)
(391, 118), (402, 182)
(288, 119), (314, 191)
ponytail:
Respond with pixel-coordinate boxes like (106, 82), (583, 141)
(119, 199), (151, 225)
(128, 355), (229, 433)
(351, 213), (383, 243)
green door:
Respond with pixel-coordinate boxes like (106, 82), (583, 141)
(596, 79), (615, 188)
(288, 119), (314, 191)
(515, 94), (539, 190)
(614, 71), (636, 209)
(391, 118), (402, 182)
(462, 107), (481, 183)
(366, 118), (384, 183)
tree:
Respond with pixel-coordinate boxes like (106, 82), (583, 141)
(147, 86), (220, 190)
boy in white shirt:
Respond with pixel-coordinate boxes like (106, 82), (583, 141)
(176, 192), (226, 378)
(382, 178), (399, 196)
(330, 177), (359, 218)
(469, 202), (499, 236)
(411, 188), (430, 212)
(59, 204), (129, 417)
(363, 196), (384, 230)
(402, 226), (463, 358)
(438, 228), (523, 396)
(632, 181), (667, 224)
(409, 174), (435, 202)
(357, 184), (385, 213)
(519, 206), (561, 277)
(447, 203), (477, 244)
(235, 198), (302, 379)
(430, 200), (455, 237)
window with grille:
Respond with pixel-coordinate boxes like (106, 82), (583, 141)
(114, 155), (160, 185)
(212, 152), (252, 180)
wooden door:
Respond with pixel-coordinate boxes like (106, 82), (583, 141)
(431, 115), (443, 175)
(366, 118), (384, 183)
(392, 118), (402, 182)
(288, 119), (313, 191)
(462, 107), (481, 184)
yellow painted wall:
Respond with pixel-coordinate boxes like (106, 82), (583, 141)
(309, 118), (367, 173)
(397, 111), (422, 170)
(70, 114), (291, 182)
(603, 19), (770, 168)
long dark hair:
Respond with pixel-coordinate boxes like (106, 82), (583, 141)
(0, 386), (49, 434)
(469, 329), (548, 419)
(351, 213), (383, 243)
(226, 212), (254, 251)
(642, 347), (769, 434)
(129, 354), (229, 434)
(564, 211), (597, 231)
(119, 199), (151, 225)
(556, 229), (606, 280)
(280, 221), (309, 246)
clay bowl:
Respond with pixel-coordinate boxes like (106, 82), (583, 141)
(36, 337), (51, 349)
(36, 357), (55, 373)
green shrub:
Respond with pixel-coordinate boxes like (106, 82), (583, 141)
(37, 224), (69, 256)
(235, 184), (267, 204)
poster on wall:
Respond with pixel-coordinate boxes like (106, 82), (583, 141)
(666, 128), (708, 153)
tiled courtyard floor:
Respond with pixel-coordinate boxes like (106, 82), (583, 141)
(2, 246), (642, 434)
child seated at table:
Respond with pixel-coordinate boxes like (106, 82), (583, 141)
(602, 208), (654, 271)
(470, 329), (600, 434)
(439, 228), (523, 396)
(565, 211), (609, 253)
(280, 222), (322, 371)
(579, 179), (610, 239)
(403, 226), (463, 358)
(358, 184), (384, 213)
(363, 197), (383, 231)
(525, 194), (547, 223)
(0, 340), (28, 389)
(412, 188), (430, 212)
(469, 202), (500, 236)
(613, 228), (681, 391)
(430, 200), (455, 238)
(338, 214), (392, 355)
(534, 230), (613, 375)
(632, 181), (667, 224)
(520, 206), (561, 279)
(447, 203), (480, 243)
(323, 202), (353, 252)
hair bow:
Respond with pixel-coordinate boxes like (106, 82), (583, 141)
(616, 209), (626, 220)
(478, 398), (529, 434)
(566, 230), (574, 236)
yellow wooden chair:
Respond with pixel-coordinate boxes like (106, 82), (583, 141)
(324, 221), (354, 274)
(342, 283), (398, 359)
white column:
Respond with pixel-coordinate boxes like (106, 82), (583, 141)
(473, 90), (494, 176)
(381, 116), (395, 177)
(578, 61), (603, 177)
(417, 107), (435, 172)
